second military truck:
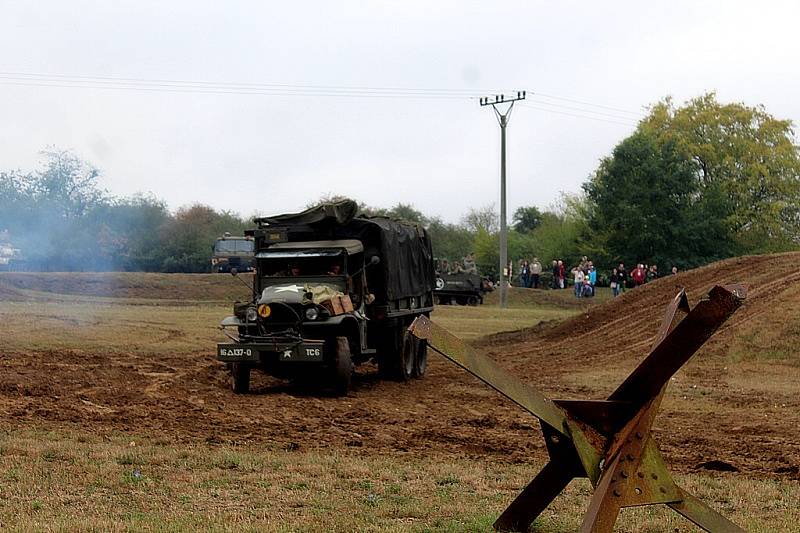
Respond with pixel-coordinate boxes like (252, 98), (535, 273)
(216, 200), (435, 395)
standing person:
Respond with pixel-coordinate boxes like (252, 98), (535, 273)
(551, 260), (559, 289)
(588, 266), (597, 297)
(573, 267), (585, 298)
(616, 263), (627, 293)
(631, 264), (646, 287)
(463, 253), (478, 274)
(648, 264), (659, 282)
(557, 260), (565, 289)
(671, 266), (678, 275)
(530, 257), (542, 288)
(519, 260), (531, 289)
(610, 267), (620, 297)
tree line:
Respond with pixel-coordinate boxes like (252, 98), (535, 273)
(1, 93), (798, 274)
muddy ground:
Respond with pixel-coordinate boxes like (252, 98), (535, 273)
(1, 254), (799, 481)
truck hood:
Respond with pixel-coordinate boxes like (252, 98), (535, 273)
(257, 283), (344, 306)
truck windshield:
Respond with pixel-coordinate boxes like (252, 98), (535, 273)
(215, 240), (254, 253)
(258, 252), (346, 278)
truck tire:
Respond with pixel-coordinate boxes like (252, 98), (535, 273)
(413, 338), (428, 378)
(332, 336), (353, 396)
(400, 331), (415, 381)
(378, 326), (413, 381)
(231, 362), (250, 394)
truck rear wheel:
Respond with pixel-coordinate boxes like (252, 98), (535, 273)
(400, 331), (415, 381)
(331, 336), (353, 396)
(413, 338), (428, 378)
(378, 325), (412, 381)
(231, 362), (250, 394)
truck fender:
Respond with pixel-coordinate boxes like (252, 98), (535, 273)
(220, 316), (245, 327)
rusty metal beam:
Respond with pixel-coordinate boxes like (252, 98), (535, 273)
(409, 316), (574, 437)
(669, 488), (746, 532)
(609, 285), (745, 405)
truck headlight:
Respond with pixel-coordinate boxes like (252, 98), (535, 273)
(305, 307), (319, 321)
(258, 304), (271, 318)
(246, 307), (258, 322)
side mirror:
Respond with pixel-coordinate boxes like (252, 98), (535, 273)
(230, 267), (239, 276)
(369, 256), (381, 266)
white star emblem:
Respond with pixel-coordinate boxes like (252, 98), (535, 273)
(275, 284), (304, 293)
(283, 350), (292, 359)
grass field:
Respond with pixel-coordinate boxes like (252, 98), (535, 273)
(0, 430), (795, 532)
(0, 272), (798, 531)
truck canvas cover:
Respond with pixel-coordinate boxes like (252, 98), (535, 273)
(255, 201), (434, 301)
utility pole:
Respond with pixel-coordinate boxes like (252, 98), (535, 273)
(480, 91), (526, 309)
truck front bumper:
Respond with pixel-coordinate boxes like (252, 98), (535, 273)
(217, 339), (326, 363)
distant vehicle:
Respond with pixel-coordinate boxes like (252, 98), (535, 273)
(434, 271), (492, 305)
(0, 240), (21, 272)
(216, 200), (435, 395)
(211, 234), (255, 273)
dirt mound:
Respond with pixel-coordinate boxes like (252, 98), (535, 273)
(0, 253), (798, 480)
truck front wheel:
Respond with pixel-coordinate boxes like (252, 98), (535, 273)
(331, 337), (353, 396)
(231, 362), (250, 394)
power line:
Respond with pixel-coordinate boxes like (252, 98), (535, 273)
(528, 89), (645, 117)
(0, 81), (480, 100)
(0, 71), (513, 98)
(0, 71), (647, 116)
(518, 103), (639, 126)
(524, 98), (643, 122)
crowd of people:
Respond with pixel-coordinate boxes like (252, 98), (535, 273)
(437, 253), (479, 276)
(514, 256), (679, 298)
(436, 253), (680, 299)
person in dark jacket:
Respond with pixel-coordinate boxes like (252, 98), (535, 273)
(615, 263), (627, 293)
(646, 264), (659, 283)
(520, 260), (531, 288)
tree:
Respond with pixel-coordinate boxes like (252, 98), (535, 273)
(512, 206), (543, 233)
(426, 217), (473, 261)
(640, 93), (800, 250)
(462, 204), (498, 234)
(159, 204), (249, 272)
(386, 203), (426, 223)
(33, 149), (106, 219)
(583, 130), (732, 268)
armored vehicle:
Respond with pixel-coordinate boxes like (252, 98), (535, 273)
(216, 200), (435, 395)
(434, 271), (491, 305)
(211, 234), (255, 273)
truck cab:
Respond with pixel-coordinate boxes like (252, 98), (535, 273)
(211, 234), (255, 273)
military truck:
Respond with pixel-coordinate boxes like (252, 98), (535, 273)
(211, 234), (255, 273)
(434, 271), (491, 305)
(216, 200), (435, 395)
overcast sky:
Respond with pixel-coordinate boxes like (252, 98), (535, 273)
(1, 1), (798, 223)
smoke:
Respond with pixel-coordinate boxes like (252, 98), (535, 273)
(0, 149), (249, 273)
